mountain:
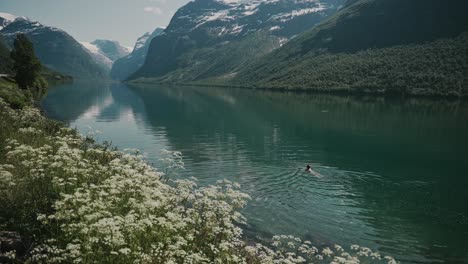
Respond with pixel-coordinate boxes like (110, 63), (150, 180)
(0, 14), (107, 79)
(129, 0), (345, 82)
(233, 0), (468, 97)
(0, 12), (17, 30)
(80, 39), (131, 72)
(91, 40), (131, 61)
(110, 28), (164, 80)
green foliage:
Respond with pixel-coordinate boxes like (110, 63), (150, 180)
(233, 34), (468, 97)
(0, 36), (13, 74)
(0, 101), (68, 238)
(0, 77), (29, 109)
(1, 18), (108, 79)
(10, 34), (47, 92)
(231, 0), (468, 97)
(40, 67), (73, 83)
(131, 31), (282, 85)
(295, 0), (468, 55)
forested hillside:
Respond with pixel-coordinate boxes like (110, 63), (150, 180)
(232, 0), (468, 97)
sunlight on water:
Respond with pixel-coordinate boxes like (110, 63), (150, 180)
(42, 81), (468, 263)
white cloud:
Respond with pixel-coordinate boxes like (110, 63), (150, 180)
(144, 6), (163, 15)
(150, 0), (167, 3)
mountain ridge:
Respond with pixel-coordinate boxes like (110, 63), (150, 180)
(129, 0), (345, 82)
(0, 14), (107, 79)
(80, 39), (131, 72)
(110, 28), (165, 81)
(230, 0), (468, 96)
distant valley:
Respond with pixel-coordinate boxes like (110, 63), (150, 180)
(110, 28), (165, 81)
(80, 39), (132, 74)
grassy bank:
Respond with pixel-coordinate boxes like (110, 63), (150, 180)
(0, 77), (30, 109)
(0, 84), (397, 263)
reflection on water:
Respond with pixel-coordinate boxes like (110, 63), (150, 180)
(42, 81), (468, 263)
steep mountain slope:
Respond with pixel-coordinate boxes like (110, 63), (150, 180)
(233, 0), (468, 96)
(129, 0), (345, 82)
(0, 14), (107, 79)
(80, 39), (131, 72)
(110, 28), (164, 80)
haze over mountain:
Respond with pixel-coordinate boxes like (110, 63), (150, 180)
(110, 28), (165, 81)
(232, 0), (468, 96)
(0, 13), (107, 79)
(81, 39), (131, 72)
(129, 0), (345, 82)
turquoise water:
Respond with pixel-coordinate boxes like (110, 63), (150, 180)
(42, 81), (468, 263)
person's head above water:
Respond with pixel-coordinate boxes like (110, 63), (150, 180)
(306, 165), (311, 171)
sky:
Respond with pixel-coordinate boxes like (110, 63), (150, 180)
(0, 0), (192, 48)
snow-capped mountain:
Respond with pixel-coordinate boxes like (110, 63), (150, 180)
(166, 0), (343, 37)
(110, 28), (164, 80)
(130, 0), (345, 82)
(0, 13), (106, 78)
(80, 39), (131, 72)
(80, 41), (113, 70)
(0, 12), (18, 30)
(91, 40), (132, 61)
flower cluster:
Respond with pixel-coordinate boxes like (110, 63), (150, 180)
(0, 99), (398, 264)
(243, 236), (397, 264)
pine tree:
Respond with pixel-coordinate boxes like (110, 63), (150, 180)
(10, 34), (46, 90)
(0, 36), (13, 74)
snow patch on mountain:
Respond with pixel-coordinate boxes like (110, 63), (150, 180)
(170, 0), (338, 38)
(80, 39), (131, 70)
(0, 16), (67, 37)
(80, 41), (100, 54)
(0, 12), (18, 22)
(196, 10), (232, 29)
(270, 5), (326, 22)
(80, 41), (113, 68)
(127, 28), (165, 59)
(0, 12), (19, 30)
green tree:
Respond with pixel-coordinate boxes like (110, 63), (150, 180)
(10, 34), (47, 91)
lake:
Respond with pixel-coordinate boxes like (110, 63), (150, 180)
(41, 81), (468, 264)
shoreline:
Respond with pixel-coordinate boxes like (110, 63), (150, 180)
(127, 79), (468, 101)
(0, 94), (400, 263)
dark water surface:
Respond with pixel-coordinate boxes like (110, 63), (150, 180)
(42, 81), (468, 263)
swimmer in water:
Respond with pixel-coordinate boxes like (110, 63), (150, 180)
(306, 164), (322, 177)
